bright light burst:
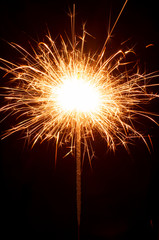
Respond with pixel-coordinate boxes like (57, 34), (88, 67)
(56, 75), (100, 113)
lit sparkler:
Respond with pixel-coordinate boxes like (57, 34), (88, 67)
(0, 2), (159, 238)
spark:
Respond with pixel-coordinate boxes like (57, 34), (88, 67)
(0, 2), (159, 238)
(1, 40), (158, 150)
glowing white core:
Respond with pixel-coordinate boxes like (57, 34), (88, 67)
(56, 76), (100, 113)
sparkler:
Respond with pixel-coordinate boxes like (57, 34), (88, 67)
(0, 1), (159, 239)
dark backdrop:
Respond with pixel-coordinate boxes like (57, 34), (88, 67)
(0, 1), (159, 239)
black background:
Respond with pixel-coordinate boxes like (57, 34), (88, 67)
(0, 0), (159, 239)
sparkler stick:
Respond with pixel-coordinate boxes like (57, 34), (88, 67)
(72, 5), (81, 236)
(76, 120), (81, 238)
